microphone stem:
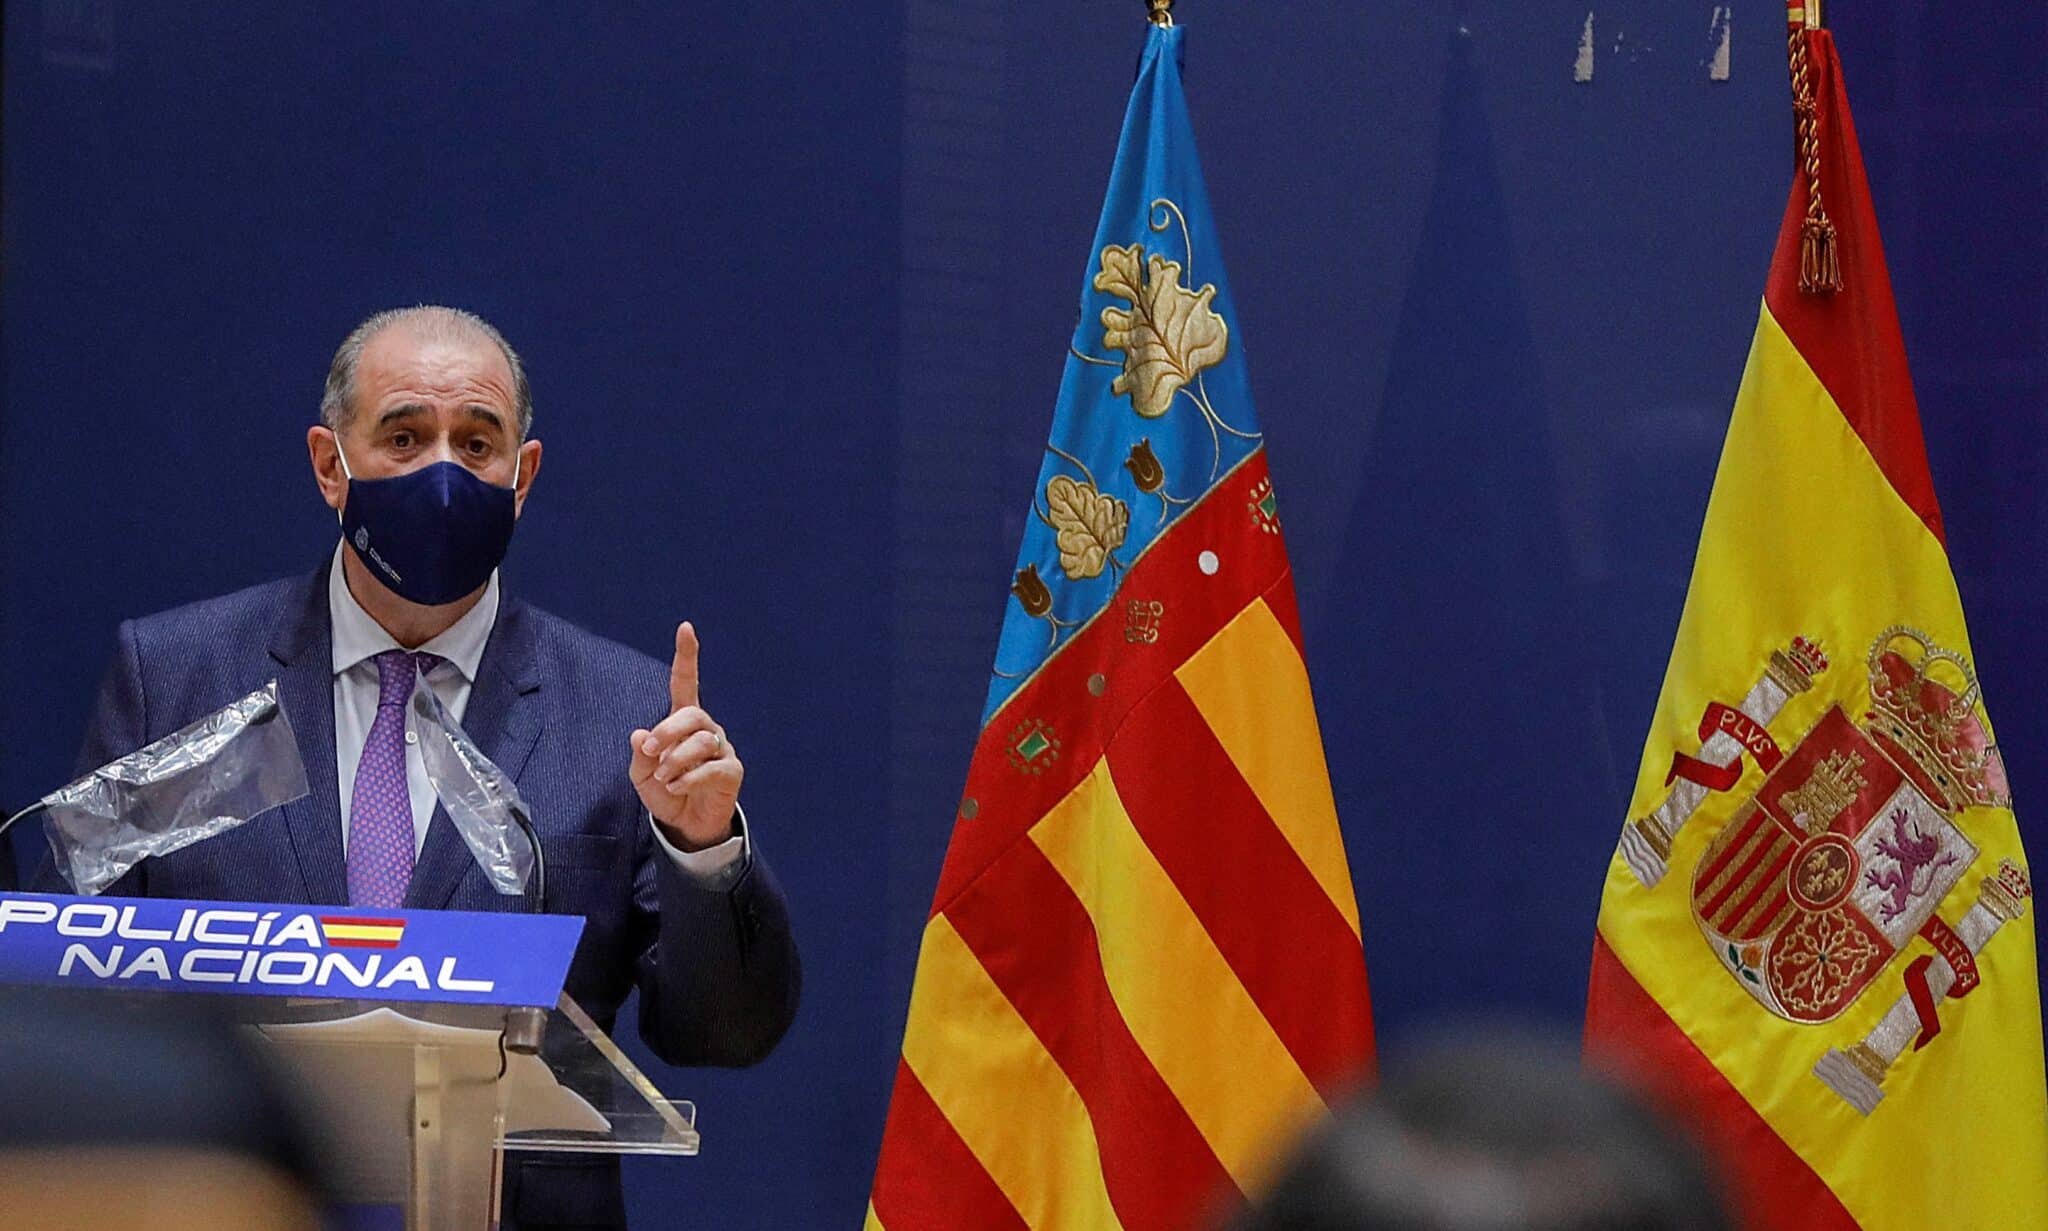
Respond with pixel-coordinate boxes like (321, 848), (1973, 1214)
(511, 806), (547, 914)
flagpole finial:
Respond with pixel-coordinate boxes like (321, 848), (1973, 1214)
(1146, 0), (1174, 27)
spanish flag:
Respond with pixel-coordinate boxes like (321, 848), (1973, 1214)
(1586, 13), (2048, 1229)
(868, 19), (1372, 1231)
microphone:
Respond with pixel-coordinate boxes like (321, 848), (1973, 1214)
(4, 682), (309, 895)
(407, 675), (544, 910)
(508, 801), (547, 916)
(407, 675), (552, 1055)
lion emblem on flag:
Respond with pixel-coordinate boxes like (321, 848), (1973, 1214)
(1685, 628), (2008, 1023)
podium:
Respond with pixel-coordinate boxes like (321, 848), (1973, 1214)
(0, 891), (698, 1231)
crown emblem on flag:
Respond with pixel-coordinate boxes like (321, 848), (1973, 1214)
(1765, 636), (1830, 694)
(1660, 624), (2013, 1036)
(1983, 859), (2035, 921)
(1619, 618), (2029, 1114)
(1597, 16), (2048, 1197)
(1864, 626), (2010, 812)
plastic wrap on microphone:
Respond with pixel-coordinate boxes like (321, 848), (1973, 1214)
(37, 681), (311, 895)
(407, 672), (537, 896)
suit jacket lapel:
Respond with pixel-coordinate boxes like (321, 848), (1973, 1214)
(268, 563), (348, 905)
(405, 594), (545, 911)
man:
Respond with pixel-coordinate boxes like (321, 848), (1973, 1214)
(35, 306), (800, 1229)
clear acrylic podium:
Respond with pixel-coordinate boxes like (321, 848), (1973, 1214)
(0, 891), (693, 1231)
(250, 993), (698, 1231)
(1, 682), (701, 1230)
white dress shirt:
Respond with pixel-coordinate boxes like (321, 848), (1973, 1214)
(328, 545), (745, 883)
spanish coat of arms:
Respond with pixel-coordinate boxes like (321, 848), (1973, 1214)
(1618, 626), (2034, 1112)
(1691, 628), (2004, 1022)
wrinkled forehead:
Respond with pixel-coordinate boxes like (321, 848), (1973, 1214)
(354, 323), (518, 417)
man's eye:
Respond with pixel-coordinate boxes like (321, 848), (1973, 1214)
(390, 432), (414, 449)
(466, 438), (490, 455)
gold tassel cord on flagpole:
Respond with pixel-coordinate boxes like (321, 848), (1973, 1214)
(1788, 0), (1842, 294)
(1146, 0), (1174, 28)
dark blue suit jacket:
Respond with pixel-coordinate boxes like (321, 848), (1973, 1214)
(36, 560), (801, 1228)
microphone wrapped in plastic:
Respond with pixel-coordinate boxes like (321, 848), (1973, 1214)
(14, 681), (310, 896)
(5, 670), (546, 918)
(406, 670), (545, 913)
(404, 670), (551, 1052)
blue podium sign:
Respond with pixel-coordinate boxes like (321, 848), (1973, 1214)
(0, 892), (582, 1008)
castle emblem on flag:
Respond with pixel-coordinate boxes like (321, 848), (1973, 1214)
(1674, 627), (2009, 1025)
(1591, 20), (2048, 1199)
(1620, 623), (2037, 1112)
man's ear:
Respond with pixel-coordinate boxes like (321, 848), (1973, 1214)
(513, 438), (543, 518)
(308, 426), (347, 513)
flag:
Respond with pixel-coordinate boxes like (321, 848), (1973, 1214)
(1585, 14), (2048, 1230)
(868, 20), (1373, 1231)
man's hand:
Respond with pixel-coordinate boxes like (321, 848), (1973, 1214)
(630, 622), (742, 851)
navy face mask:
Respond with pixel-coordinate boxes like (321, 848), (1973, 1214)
(337, 446), (518, 606)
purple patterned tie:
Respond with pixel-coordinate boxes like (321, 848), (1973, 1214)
(346, 650), (441, 908)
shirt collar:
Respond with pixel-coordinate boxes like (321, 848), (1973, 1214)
(328, 542), (499, 682)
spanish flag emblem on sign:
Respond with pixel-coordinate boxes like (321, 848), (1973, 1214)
(319, 916), (407, 950)
(868, 14), (1372, 1231)
(1586, 9), (2048, 1229)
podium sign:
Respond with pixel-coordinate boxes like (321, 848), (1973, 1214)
(0, 892), (582, 1008)
(0, 893), (696, 1229)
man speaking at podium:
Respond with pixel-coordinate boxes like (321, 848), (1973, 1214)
(35, 306), (800, 1229)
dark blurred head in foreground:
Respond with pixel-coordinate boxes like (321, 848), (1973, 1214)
(1232, 1036), (1731, 1231)
(0, 990), (326, 1230)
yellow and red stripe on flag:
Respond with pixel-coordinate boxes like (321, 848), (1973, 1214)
(870, 18), (1371, 1231)
(319, 916), (407, 950)
(871, 453), (1372, 1231)
(1586, 18), (2048, 1231)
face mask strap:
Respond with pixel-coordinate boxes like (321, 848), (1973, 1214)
(333, 439), (354, 524)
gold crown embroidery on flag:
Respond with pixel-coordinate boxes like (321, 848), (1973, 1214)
(1585, 10), (2045, 1226)
(1618, 625), (2031, 1114)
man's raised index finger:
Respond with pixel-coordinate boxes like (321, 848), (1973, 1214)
(670, 621), (701, 713)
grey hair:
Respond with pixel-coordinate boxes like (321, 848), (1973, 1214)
(320, 305), (533, 438)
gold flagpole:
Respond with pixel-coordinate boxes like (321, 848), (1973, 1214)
(1147, 0), (1174, 28)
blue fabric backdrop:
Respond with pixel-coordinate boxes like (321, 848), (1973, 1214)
(5, 3), (2042, 1226)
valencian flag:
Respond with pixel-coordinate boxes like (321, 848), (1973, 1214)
(868, 16), (1373, 1231)
(1586, 9), (2048, 1230)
